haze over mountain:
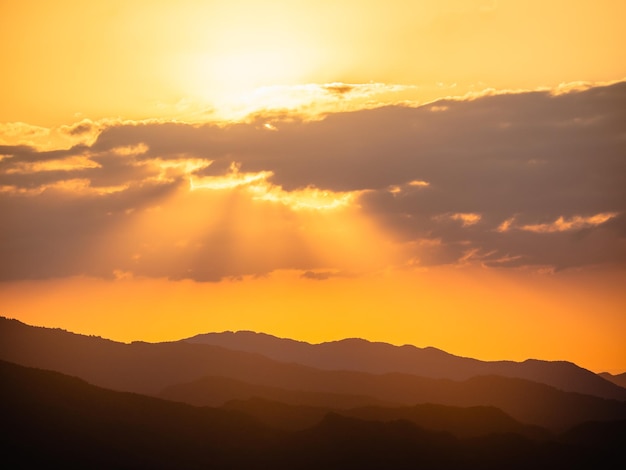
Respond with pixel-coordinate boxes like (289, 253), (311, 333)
(2, 359), (624, 470)
(220, 396), (551, 440)
(1, 316), (625, 433)
(160, 374), (396, 409)
(157, 370), (626, 432)
(184, 330), (626, 401)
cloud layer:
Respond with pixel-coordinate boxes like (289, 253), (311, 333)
(1, 81), (624, 281)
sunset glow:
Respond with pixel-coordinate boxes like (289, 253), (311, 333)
(1, 0), (625, 375)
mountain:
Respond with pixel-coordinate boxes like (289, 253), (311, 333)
(160, 374), (396, 408)
(157, 369), (626, 432)
(221, 397), (551, 440)
(165, 378), (552, 438)
(0, 359), (278, 469)
(1, 359), (622, 470)
(183, 330), (626, 400)
(338, 403), (552, 440)
(284, 411), (622, 470)
(1, 316), (625, 432)
(599, 371), (626, 389)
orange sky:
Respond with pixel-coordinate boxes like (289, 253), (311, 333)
(1, 267), (625, 373)
(1, 0), (625, 373)
(2, 0), (625, 125)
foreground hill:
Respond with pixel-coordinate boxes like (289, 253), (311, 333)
(1, 316), (625, 431)
(0, 359), (277, 469)
(184, 330), (626, 400)
(1, 360), (623, 470)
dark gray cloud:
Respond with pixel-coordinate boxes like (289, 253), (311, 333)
(301, 271), (333, 281)
(300, 270), (355, 281)
(63, 121), (96, 136)
(1, 81), (624, 281)
(0, 180), (181, 281)
(323, 83), (356, 96)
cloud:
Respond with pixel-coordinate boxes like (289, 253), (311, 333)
(60, 119), (98, 136)
(0, 81), (624, 281)
(301, 270), (334, 281)
(0, 122), (50, 146)
(323, 83), (355, 96)
(300, 270), (355, 281)
(519, 213), (617, 233)
(434, 213), (482, 227)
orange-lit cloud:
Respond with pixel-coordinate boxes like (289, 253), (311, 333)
(520, 213), (618, 233)
(1, 82), (625, 282)
(435, 213), (482, 227)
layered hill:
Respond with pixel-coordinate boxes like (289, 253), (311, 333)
(160, 374), (397, 408)
(2, 359), (624, 470)
(1, 317), (625, 432)
(184, 330), (626, 400)
(158, 370), (626, 431)
(220, 397), (551, 440)
(0, 359), (277, 469)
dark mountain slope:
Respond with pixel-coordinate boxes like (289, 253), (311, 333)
(282, 412), (613, 470)
(1, 359), (622, 470)
(158, 369), (626, 431)
(560, 418), (626, 456)
(160, 374), (395, 408)
(184, 330), (626, 400)
(222, 396), (551, 440)
(0, 359), (279, 469)
(340, 403), (551, 440)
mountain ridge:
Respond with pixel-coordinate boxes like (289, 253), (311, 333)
(1, 316), (626, 432)
(183, 329), (626, 400)
(599, 371), (626, 389)
(220, 396), (552, 440)
(2, 358), (623, 469)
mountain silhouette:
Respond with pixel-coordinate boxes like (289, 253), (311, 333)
(184, 330), (626, 400)
(0, 359), (278, 469)
(338, 403), (551, 440)
(160, 369), (626, 431)
(2, 359), (622, 469)
(599, 371), (626, 389)
(1, 316), (625, 432)
(222, 396), (551, 440)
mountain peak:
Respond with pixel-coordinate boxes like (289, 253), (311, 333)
(3, 316), (625, 401)
(182, 328), (626, 401)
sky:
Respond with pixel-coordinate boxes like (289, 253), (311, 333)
(1, 0), (625, 373)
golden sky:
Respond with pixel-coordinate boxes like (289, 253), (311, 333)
(1, 0), (625, 373)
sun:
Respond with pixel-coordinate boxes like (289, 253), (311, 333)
(169, 2), (329, 118)
(183, 49), (298, 92)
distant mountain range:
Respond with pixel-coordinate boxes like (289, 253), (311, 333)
(184, 330), (626, 400)
(1, 316), (625, 435)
